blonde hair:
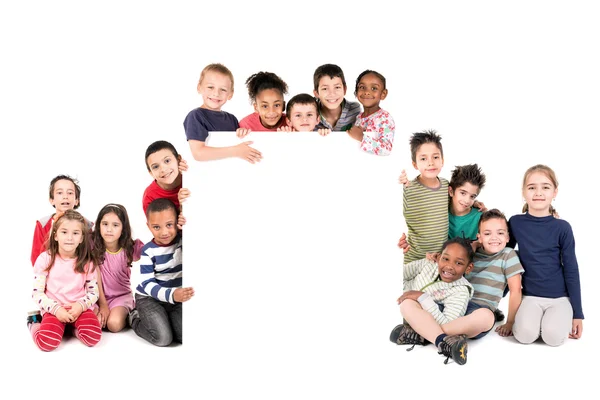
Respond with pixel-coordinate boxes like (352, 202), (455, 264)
(521, 164), (558, 215)
(198, 63), (234, 93)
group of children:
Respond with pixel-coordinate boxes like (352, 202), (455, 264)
(26, 64), (583, 363)
(390, 130), (583, 365)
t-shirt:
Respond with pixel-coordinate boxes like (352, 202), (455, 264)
(316, 99), (361, 131)
(142, 180), (181, 215)
(239, 112), (288, 131)
(183, 107), (239, 142)
(448, 207), (482, 240)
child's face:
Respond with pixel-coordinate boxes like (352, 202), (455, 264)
(449, 183), (480, 216)
(254, 89), (285, 129)
(147, 209), (178, 246)
(49, 179), (79, 213)
(355, 73), (387, 108)
(437, 243), (473, 283)
(314, 76), (346, 111)
(523, 171), (557, 216)
(197, 70), (234, 111)
(477, 218), (509, 255)
(412, 143), (444, 180)
(100, 212), (123, 250)
(146, 149), (179, 188)
(54, 219), (84, 256)
(288, 104), (319, 131)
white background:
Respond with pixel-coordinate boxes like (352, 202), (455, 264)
(1, 1), (598, 399)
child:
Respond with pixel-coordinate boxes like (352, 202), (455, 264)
(509, 164), (583, 346)
(93, 204), (144, 332)
(313, 64), (361, 131)
(184, 63), (262, 163)
(28, 210), (102, 351)
(347, 70), (395, 156)
(389, 237), (474, 365)
(129, 198), (194, 346)
(401, 130), (448, 264)
(277, 93), (330, 135)
(238, 71), (289, 131)
(31, 174), (92, 266)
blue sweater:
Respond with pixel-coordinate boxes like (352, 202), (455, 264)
(508, 213), (583, 319)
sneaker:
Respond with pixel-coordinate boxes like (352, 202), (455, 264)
(26, 310), (42, 328)
(389, 323), (427, 351)
(493, 308), (505, 322)
(437, 334), (468, 365)
(128, 309), (139, 328)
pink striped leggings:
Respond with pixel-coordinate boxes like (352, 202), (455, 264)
(33, 309), (102, 351)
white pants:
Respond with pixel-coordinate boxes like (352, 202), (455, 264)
(513, 296), (572, 347)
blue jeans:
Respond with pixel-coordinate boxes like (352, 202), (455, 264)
(133, 294), (182, 346)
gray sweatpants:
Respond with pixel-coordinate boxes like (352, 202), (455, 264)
(513, 296), (572, 347)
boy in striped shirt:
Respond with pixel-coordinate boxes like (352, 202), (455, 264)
(129, 198), (195, 346)
(390, 237), (474, 365)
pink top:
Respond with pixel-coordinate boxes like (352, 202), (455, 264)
(100, 239), (144, 301)
(32, 252), (98, 315)
(238, 112), (288, 131)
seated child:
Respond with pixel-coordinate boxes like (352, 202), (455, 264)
(347, 69), (395, 156)
(313, 64), (361, 131)
(31, 174), (92, 266)
(238, 71), (289, 132)
(277, 93), (330, 135)
(129, 198), (194, 346)
(389, 237), (474, 365)
(184, 63), (262, 163)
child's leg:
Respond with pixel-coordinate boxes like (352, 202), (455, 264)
(540, 297), (572, 347)
(133, 294), (173, 346)
(168, 302), (183, 343)
(400, 299), (443, 343)
(513, 296), (543, 344)
(32, 313), (65, 352)
(106, 306), (129, 333)
(442, 303), (495, 339)
(73, 309), (102, 347)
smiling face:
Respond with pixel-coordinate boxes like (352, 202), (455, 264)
(355, 73), (387, 109)
(523, 171), (558, 217)
(254, 88), (285, 129)
(288, 103), (319, 131)
(413, 143), (444, 180)
(449, 183), (480, 216)
(314, 76), (346, 111)
(477, 217), (509, 255)
(437, 242), (473, 283)
(197, 70), (234, 111)
(100, 212), (123, 251)
(54, 219), (84, 258)
(147, 208), (178, 246)
(146, 149), (180, 189)
(49, 179), (79, 213)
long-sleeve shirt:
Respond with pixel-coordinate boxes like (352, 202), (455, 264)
(403, 258), (473, 325)
(135, 234), (182, 304)
(32, 252), (99, 315)
(31, 214), (54, 266)
(355, 108), (395, 156)
(508, 213), (584, 319)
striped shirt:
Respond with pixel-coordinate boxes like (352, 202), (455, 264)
(316, 99), (361, 131)
(466, 247), (524, 310)
(403, 176), (449, 264)
(404, 258), (473, 325)
(135, 235), (182, 304)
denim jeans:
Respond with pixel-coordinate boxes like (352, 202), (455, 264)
(133, 293), (182, 346)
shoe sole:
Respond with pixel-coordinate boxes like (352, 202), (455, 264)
(389, 324), (403, 343)
(452, 340), (468, 365)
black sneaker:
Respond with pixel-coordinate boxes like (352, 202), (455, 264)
(26, 310), (42, 328)
(493, 308), (505, 322)
(437, 334), (468, 365)
(389, 323), (427, 351)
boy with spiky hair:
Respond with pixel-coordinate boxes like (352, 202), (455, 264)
(448, 164), (487, 241)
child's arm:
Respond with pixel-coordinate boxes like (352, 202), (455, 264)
(346, 125), (364, 142)
(188, 139), (263, 164)
(420, 286), (471, 325)
(95, 269), (109, 328)
(398, 169), (411, 187)
(173, 287), (195, 302)
(358, 113), (395, 156)
(495, 274), (522, 336)
(32, 266), (60, 315)
(30, 221), (46, 266)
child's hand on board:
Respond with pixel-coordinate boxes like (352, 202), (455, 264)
(174, 287), (195, 303)
(346, 126), (363, 141)
(235, 141), (263, 164)
(318, 128), (331, 136)
(397, 233), (410, 254)
(178, 188), (191, 204)
(398, 169), (410, 187)
(236, 128), (251, 138)
(178, 158), (189, 173)
(177, 213), (186, 230)
(277, 126), (292, 132)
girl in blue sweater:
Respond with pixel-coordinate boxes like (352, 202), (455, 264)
(508, 164), (583, 346)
